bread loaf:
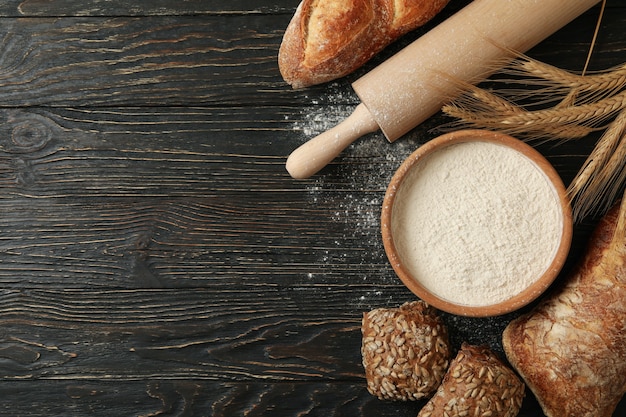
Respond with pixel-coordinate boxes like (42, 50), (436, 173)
(278, 0), (450, 88)
(502, 197), (626, 417)
(361, 301), (450, 401)
(417, 344), (524, 417)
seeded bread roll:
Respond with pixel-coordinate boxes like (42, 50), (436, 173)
(278, 0), (450, 88)
(502, 198), (626, 417)
(361, 300), (450, 401)
(418, 344), (525, 417)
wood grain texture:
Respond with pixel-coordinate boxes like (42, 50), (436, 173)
(0, 1), (623, 416)
(0, 15), (308, 107)
(0, 380), (436, 416)
(0, 6), (616, 107)
(4, 378), (598, 417)
(0, 0), (302, 17)
(0, 287), (364, 379)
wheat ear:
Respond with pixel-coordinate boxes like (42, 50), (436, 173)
(569, 108), (626, 220)
(611, 189), (626, 248)
(441, 83), (600, 140)
(512, 59), (626, 93)
(581, 114), (626, 217)
(500, 89), (626, 128)
(472, 55), (626, 109)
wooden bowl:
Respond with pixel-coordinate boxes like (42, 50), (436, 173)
(381, 130), (573, 317)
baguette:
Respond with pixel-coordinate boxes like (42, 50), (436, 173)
(502, 197), (626, 417)
(278, 0), (450, 88)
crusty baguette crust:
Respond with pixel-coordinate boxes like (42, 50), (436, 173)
(278, 0), (450, 88)
(503, 200), (626, 417)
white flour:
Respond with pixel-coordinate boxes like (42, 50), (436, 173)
(391, 141), (563, 307)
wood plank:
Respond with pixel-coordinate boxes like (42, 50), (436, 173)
(0, 287), (391, 380)
(0, 380), (426, 416)
(1, 0), (621, 17)
(1, 378), (620, 416)
(0, 0), (302, 17)
(0, 106), (300, 197)
(0, 105), (366, 198)
(0, 6), (617, 107)
(0, 196), (389, 288)
(0, 15), (299, 107)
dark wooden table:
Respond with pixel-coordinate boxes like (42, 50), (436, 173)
(0, 1), (624, 416)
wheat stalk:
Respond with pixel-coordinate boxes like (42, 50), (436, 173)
(442, 55), (626, 221)
(443, 99), (595, 139)
(612, 188), (626, 247)
(509, 59), (626, 94)
(500, 89), (626, 127)
(569, 108), (626, 219)
(441, 81), (611, 140)
(441, 85), (520, 122)
(485, 53), (626, 107)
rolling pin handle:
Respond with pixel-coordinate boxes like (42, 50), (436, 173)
(286, 103), (379, 179)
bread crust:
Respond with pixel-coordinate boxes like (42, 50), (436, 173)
(278, 0), (450, 88)
(503, 200), (626, 417)
(361, 301), (450, 401)
(417, 344), (524, 417)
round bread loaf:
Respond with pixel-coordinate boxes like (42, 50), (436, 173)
(361, 300), (450, 401)
(418, 343), (525, 417)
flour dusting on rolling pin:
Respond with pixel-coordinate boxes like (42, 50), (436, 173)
(286, 0), (601, 179)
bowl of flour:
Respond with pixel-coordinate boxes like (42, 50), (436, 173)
(381, 130), (573, 317)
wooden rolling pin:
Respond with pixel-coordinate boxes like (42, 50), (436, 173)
(286, 0), (601, 179)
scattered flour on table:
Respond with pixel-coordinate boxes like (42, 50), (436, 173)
(289, 91), (425, 303)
